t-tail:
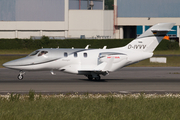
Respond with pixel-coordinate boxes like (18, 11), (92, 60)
(123, 23), (175, 52)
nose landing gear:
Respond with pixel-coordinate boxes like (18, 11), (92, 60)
(17, 71), (25, 80)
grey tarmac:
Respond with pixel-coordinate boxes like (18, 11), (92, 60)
(0, 67), (180, 94)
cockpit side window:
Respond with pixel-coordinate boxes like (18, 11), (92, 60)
(38, 51), (48, 56)
(29, 51), (39, 56)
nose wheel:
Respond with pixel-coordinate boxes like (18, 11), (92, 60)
(17, 74), (23, 80)
(17, 71), (25, 80)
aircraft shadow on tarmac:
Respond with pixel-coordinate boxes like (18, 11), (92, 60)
(0, 78), (122, 83)
(79, 79), (108, 82)
(79, 79), (180, 83)
(1, 78), (180, 83)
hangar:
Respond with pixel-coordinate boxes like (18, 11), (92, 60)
(0, 0), (113, 39)
(114, 0), (180, 42)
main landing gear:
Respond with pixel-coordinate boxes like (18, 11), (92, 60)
(87, 74), (101, 80)
(17, 71), (25, 80)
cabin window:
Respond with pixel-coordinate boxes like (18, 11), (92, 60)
(64, 52), (68, 57)
(74, 52), (78, 57)
(84, 53), (87, 58)
(38, 51), (48, 56)
(29, 51), (39, 56)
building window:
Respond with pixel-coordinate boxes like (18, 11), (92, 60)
(74, 52), (78, 57)
(64, 52), (68, 57)
(84, 53), (87, 58)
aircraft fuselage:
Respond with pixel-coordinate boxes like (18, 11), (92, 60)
(3, 48), (153, 75)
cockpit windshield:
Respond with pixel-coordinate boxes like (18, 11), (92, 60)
(38, 51), (48, 56)
(29, 51), (39, 56)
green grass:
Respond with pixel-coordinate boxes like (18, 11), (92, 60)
(129, 56), (180, 67)
(154, 49), (180, 55)
(0, 95), (180, 120)
(0, 56), (24, 67)
(1, 49), (180, 68)
(0, 56), (179, 67)
(1, 56), (180, 68)
(0, 49), (180, 55)
(0, 49), (33, 54)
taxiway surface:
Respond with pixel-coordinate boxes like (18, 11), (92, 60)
(0, 67), (180, 94)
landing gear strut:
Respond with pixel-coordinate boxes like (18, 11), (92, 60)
(17, 71), (25, 80)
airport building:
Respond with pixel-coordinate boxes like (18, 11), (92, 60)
(114, 0), (180, 41)
(0, 0), (180, 41)
(0, 0), (113, 39)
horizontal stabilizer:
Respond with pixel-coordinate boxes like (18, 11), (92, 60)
(138, 23), (175, 39)
(123, 23), (175, 52)
(151, 29), (175, 32)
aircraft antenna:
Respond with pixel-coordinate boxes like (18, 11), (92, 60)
(103, 46), (107, 49)
(85, 45), (91, 49)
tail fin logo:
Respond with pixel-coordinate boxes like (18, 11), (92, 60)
(128, 44), (146, 49)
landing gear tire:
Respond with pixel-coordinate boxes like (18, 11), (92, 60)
(87, 75), (93, 80)
(17, 70), (25, 80)
(95, 75), (101, 80)
(17, 74), (23, 80)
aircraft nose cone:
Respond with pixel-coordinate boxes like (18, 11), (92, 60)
(3, 61), (13, 68)
(3, 58), (26, 69)
(2, 63), (6, 67)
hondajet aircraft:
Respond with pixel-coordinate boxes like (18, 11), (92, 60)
(3, 23), (175, 80)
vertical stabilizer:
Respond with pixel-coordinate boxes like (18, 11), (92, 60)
(123, 23), (175, 52)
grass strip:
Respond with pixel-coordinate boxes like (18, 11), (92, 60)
(0, 49), (180, 55)
(154, 49), (180, 55)
(1, 56), (180, 68)
(129, 56), (180, 67)
(1, 49), (180, 68)
(0, 56), (24, 68)
(0, 93), (180, 120)
(0, 49), (33, 54)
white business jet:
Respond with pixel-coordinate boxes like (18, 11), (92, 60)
(3, 23), (175, 80)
